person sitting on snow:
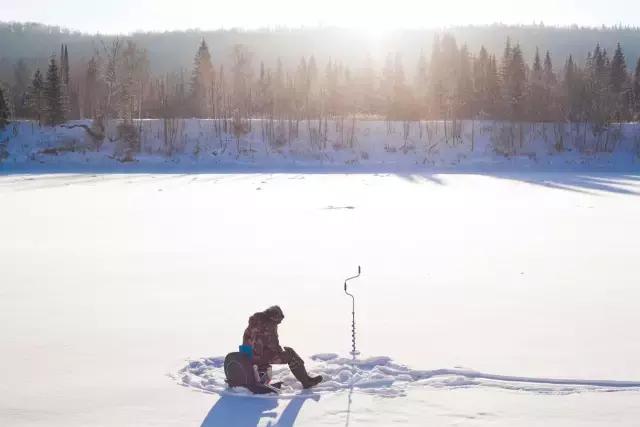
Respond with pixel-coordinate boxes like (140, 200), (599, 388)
(243, 305), (322, 389)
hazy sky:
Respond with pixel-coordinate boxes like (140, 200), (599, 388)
(2, 0), (636, 34)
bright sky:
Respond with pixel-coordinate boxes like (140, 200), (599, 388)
(2, 0), (635, 34)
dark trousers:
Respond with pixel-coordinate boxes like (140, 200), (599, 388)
(259, 346), (303, 370)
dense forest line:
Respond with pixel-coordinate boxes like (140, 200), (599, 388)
(5, 22), (640, 76)
(2, 22), (640, 158)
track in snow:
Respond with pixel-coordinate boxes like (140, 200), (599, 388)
(175, 353), (640, 399)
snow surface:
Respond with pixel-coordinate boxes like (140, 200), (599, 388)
(1, 165), (640, 425)
(178, 353), (640, 399)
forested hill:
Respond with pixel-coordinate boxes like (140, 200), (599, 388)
(3, 22), (640, 82)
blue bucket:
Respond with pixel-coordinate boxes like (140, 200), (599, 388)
(239, 345), (253, 359)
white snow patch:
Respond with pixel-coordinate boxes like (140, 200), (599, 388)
(175, 353), (640, 398)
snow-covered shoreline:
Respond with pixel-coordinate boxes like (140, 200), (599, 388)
(1, 119), (639, 173)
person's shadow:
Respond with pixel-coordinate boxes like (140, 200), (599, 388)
(201, 394), (318, 427)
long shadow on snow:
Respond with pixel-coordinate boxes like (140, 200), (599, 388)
(1, 164), (639, 196)
(394, 171), (640, 195)
(201, 394), (314, 427)
(485, 172), (640, 196)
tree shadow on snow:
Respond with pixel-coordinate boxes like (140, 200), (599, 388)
(394, 171), (640, 196)
(200, 394), (317, 427)
(484, 172), (640, 196)
(2, 164), (639, 196)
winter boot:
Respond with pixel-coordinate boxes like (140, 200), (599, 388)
(285, 347), (323, 389)
(290, 362), (323, 389)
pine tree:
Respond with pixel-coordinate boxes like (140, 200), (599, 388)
(610, 43), (627, 93)
(532, 48), (542, 78)
(501, 37), (513, 85)
(487, 55), (501, 117)
(84, 57), (98, 118)
(634, 57), (640, 115)
(507, 44), (526, 120)
(591, 44), (610, 88)
(57, 44), (71, 118)
(564, 55), (580, 121)
(428, 35), (445, 118)
(294, 56), (309, 116)
(13, 59), (31, 117)
(60, 45), (65, 82)
(306, 55), (319, 114)
(28, 69), (45, 124)
(542, 51), (558, 120)
(415, 50), (428, 111)
(584, 44), (614, 125)
(438, 34), (460, 119)
(473, 46), (489, 104)
(390, 53), (409, 119)
(543, 51), (556, 85)
(190, 39), (214, 117)
(393, 52), (405, 88)
(381, 53), (394, 103)
(528, 47), (546, 121)
(499, 37), (515, 117)
(456, 44), (473, 117)
(45, 57), (65, 126)
(0, 85), (9, 129)
(63, 45), (70, 86)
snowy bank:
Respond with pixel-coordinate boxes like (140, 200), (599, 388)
(1, 119), (639, 173)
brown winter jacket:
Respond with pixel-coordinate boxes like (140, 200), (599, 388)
(242, 306), (286, 366)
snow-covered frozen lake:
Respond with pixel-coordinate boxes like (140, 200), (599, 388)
(1, 172), (639, 426)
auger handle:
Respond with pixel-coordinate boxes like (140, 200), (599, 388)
(344, 266), (362, 355)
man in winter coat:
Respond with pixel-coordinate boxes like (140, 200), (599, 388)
(243, 305), (322, 389)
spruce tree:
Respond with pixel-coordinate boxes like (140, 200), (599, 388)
(542, 51), (557, 120)
(63, 45), (70, 86)
(28, 69), (45, 124)
(592, 44), (609, 88)
(428, 35), (444, 117)
(45, 57), (65, 126)
(60, 45), (65, 81)
(0, 86), (9, 129)
(473, 46), (489, 115)
(307, 56), (318, 89)
(393, 52), (405, 88)
(528, 48), (545, 121)
(457, 44), (473, 117)
(532, 48), (542, 77)
(190, 39), (214, 117)
(634, 57), (640, 115)
(486, 55), (501, 117)
(389, 52), (407, 119)
(507, 44), (527, 120)
(564, 55), (581, 121)
(499, 37), (515, 117)
(13, 59), (31, 117)
(84, 57), (98, 118)
(415, 50), (428, 108)
(610, 43), (627, 93)
(543, 51), (555, 85)
(501, 37), (513, 85)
